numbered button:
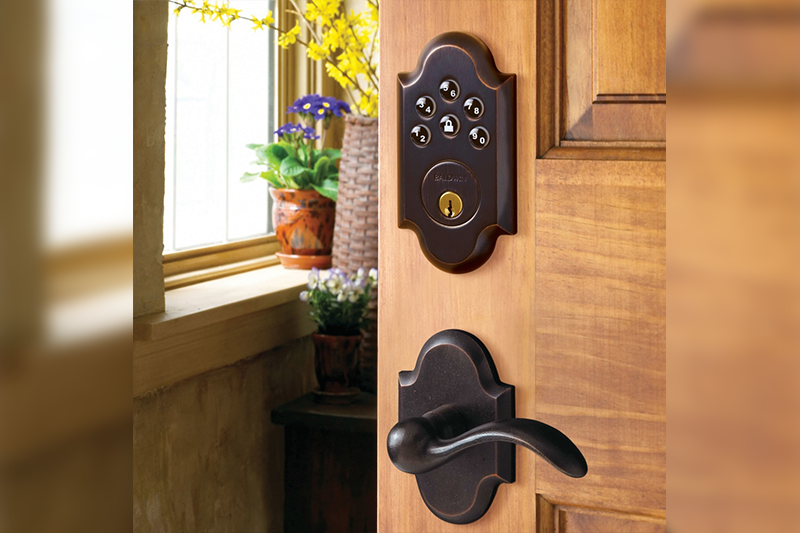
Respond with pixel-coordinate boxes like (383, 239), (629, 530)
(439, 79), (460, 102)
(415, 96), (436, 118)
(468, 126), (490, 149)
(439, 114), (460, 137)
(411, 124), (432, 147)
(463, 97), (484, 119)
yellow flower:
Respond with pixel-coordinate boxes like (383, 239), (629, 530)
(305, 0), (341, 25)
(174, 6), (183, 16)
(277, 22), (301, 49)
(325, 62), (352, 88)
(306, 41), (328, 61)
(251, 16), (263, 31)
(262, 11), (275, 26)
(358, 89), (378, 118)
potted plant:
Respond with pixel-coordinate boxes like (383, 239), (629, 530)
(241, 94), (350, 269)
(299, 267), (377, 404)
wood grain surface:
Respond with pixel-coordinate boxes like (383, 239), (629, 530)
(378, 1), (666, 531)
(534, 159), (666, 518)
(378, 2), (538, 531)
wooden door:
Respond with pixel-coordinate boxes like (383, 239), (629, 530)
(377, 1), (666, 532)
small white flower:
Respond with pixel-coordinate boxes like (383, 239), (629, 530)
(299, 291), (309, 302)
(348, 284), (364, 303)
(337, 291), (348, 302)
(356, 267), (365, 280)
(327, 274), (343, 295)
(307, 270), (319, 289)
(368, 268), (378, 283)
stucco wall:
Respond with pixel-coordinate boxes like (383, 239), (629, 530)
(133, 337), (315, 533)
(133, 0), (167, 317)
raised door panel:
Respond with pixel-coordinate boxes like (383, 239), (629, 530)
(595, 0), (666, 97)
(534, 159), (666, 517)
(561, 0), (666, 144)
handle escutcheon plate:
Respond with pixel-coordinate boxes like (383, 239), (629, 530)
(389, 330), (587, 524)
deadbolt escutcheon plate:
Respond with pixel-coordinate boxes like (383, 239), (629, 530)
(398, 32), (517, 273)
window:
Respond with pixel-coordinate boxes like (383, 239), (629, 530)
(163, 0), (276, 253)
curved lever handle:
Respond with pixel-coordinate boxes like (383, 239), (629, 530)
(387, 412), (588, 478)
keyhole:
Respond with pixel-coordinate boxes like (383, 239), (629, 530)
(438, 191), (463, 221)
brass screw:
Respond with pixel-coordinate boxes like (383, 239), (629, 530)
(438, 191), (463, 219)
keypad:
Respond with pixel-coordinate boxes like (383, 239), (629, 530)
(409, 79), (490, 149)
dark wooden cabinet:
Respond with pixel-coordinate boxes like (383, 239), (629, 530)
(272, 393), (377, 533)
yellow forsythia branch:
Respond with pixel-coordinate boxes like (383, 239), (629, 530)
(169, 0), (379, 117)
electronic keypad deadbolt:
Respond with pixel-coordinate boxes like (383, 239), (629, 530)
(398, 32), (517, 273)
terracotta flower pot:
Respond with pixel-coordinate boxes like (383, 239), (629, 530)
(311, 332), (361, 404)
(270, 188), (335, 269)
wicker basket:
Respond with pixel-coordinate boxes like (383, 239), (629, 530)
(332, 115), (379, 393)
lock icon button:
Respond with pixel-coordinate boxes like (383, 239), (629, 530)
(439, 114), (460, 137)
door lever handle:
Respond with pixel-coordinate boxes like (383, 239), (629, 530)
(387, 330), (588, 524)
(387, 406), (587, 478)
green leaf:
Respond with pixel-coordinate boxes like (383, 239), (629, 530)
(297, 144), (310, 167)
(276, 141), (296, 158)
(321, 148), (341, 161)
(313, 156), (330, 184)
(326, 172), (339, 181)
(293, 170), (313, 188)
(312, 179), (338, 202)
(280, 157), (306, 178)
(249, 159), (269, 166)
(245, 143), (265, 150)
(239, 171), (262, 183)
(265, 144), (288, 167)
(255, 146), (269, 161)
(260, 170), (283, 188)
(310, 149), (322, 167)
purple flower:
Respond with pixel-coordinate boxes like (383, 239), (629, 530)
(274, 122), (303, 138)
(286, 94), (351, 121)
(322, 96), (351, 117)
(302, 126), (320, 140)
(287, 94), (323, 115)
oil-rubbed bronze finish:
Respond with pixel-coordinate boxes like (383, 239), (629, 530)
(387, 330), (587, 524)
(398, 32), (517, 273)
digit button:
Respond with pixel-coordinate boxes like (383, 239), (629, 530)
(415, 96), (436, 118)
(439, 79), (460, 102)
(411, 124), (431, 147)
(468, 126), (490, 149)
(463, 97), (484, 119)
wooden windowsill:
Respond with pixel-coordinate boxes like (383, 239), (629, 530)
(133, 264), (314, 397)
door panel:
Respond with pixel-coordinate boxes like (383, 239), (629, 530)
(562, 0), (666, 142)
(378, 0), (665, 531)
(534, 160), (666, 516)
(538, 496), (667, 533)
